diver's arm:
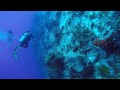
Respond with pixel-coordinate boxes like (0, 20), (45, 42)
(31, 39), (34, 45)
(30, 34), (35, 46)
(31, 34), (35, 40)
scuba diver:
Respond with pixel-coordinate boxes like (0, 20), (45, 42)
(13, 31), (35, 60)
(6, 30), (14, 48)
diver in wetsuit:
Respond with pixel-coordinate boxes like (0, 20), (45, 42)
(13, 31), (35, 60)
(6, 30), (14, 48)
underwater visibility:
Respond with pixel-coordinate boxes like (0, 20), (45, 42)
(0, 11), (120, 79)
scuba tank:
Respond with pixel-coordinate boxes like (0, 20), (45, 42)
(19, 33), (28, 42)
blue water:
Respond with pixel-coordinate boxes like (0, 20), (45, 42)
(0, 11), (45, 79)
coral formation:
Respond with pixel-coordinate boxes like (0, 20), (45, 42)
(45, 50), (65, 79)
(33, 11), (120, 79)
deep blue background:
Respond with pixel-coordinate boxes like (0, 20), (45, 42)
(0, 11), (45, 79)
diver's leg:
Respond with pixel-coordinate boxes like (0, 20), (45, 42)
(13, 52), (18, 60)
(14, 45), (20, 53)
(9, 39), (13, 46)
(7, 40), (12, 48)
(13, 45), (20, 60)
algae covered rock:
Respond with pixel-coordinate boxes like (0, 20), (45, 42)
(33, 11), (120, 79)
(45, 51), (65, 79)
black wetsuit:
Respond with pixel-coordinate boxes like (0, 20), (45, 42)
(20, 33), (34, 48)
(14, 32), (34, 52)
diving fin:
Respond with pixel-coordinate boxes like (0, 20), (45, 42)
(13, 52), (18, 60)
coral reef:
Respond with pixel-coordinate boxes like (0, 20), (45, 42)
(45, 50), (65, 79)
(97, 65), (111, 79)
(80, 62), (95, 79)
(33, 11), (120, 79)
